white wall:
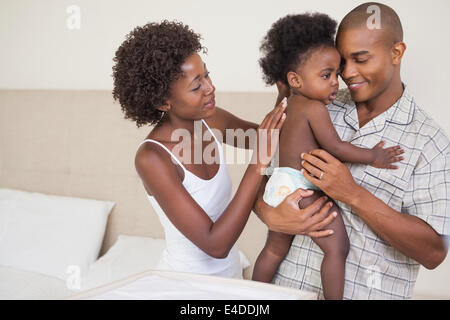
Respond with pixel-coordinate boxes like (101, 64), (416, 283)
(1, 0), (450, 129)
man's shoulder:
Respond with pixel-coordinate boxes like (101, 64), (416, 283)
(407, 98), (449, 145)
(412, 105), (450, 157)
(398, 93), (450, 166)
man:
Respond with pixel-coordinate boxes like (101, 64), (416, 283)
(254, 2), (449, 299)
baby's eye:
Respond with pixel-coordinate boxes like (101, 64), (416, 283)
(205, 71), (210, 78)
(192, 84), (201, 91)
(322, 74), (331, 80)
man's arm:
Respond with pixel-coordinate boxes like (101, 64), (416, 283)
(301, 149), (448, 270)
(350, 186), (447, 269)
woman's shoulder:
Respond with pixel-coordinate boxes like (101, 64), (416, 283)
(135, 139), (170, 173)
(135, 125), (178, 172)
(135, 139), (185, 194)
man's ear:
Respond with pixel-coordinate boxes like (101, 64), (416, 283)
(391, 42), (406, 65)
(287, 71), (303, 89)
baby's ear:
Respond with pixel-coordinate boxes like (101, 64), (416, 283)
(287, 71), (302, 89)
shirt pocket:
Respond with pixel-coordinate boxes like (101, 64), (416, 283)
(362, 166), (409, 211)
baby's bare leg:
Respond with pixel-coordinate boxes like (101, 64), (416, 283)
(252, 230), (294, 283)
(299, 191), (349, 300)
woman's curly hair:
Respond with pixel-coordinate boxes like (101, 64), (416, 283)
(260, 13), (337, 86)
(112, 20), (206, 127)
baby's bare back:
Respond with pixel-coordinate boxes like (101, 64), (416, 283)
(278, 99), (322, 170)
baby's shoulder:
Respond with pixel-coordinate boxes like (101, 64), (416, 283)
(288, 99), (326, 117)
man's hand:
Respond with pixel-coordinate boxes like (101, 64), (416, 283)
(257, 188), (337, 237)
(301, 149), (361, 204)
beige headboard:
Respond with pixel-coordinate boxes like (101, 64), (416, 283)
(0, 89), (276, 278)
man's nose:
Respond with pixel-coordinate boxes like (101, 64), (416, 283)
(341, 62), (358, 81)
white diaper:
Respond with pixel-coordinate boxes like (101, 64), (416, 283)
(263, 167), (320, 207)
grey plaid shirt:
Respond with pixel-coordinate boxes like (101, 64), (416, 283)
(272, 86), (450, 300)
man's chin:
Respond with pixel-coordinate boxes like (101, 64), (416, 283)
(349, 90), (371, 103)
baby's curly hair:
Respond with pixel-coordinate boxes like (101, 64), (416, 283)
(112, 20), (206, 127)
(260, 13), (337, 86)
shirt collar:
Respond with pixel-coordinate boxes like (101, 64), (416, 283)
(332, 84), (416, 132)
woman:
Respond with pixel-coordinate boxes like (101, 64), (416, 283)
(112, 20), (335, 278)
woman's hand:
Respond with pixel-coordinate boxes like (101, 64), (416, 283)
(251, 98), (287, 172)
(301, 149), (361, 203)
(258, 188), (337, 237)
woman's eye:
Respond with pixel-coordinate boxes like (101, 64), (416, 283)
(355, 59), (368, 63)
(192, 85), (201, 91)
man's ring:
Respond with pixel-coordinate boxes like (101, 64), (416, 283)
(319, 171), (324, 180)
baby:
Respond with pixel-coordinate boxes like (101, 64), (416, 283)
(252, 13), (403, 300)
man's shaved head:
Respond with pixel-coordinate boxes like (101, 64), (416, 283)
(338, 2), (403, 45)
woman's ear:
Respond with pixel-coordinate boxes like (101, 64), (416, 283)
(287, 71), (302, 89)
(391, 41), (406, 65)
(156, 103), (171, 113)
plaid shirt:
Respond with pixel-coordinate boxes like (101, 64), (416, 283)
(272, 86), (450, 300)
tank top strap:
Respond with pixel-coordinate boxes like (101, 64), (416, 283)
(201, 119), (222, 147)
(201, 119), (224, 162)
(137, 139), (186, 171)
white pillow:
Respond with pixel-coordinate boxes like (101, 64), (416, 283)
(0, 188), (114, 281)
(80, 235), (166, 290)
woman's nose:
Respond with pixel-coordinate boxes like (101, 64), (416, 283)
(204, 79), (215, 95)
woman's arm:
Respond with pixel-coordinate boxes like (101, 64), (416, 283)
(301, 149), (448, 269)
(209, 81), (290, 149)
(206, 107), (258, 149)
(306, 102), (403, 169)
(135, 101), (286, 259)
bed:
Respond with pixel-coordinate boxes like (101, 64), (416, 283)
(0, 90), (449, 300)
(0, 186), (314, 299)
(0, 210), (314, 300)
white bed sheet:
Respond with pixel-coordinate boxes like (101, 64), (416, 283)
(68, 270), (317, 300)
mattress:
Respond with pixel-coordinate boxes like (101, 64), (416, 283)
(67, 269), (317, 300)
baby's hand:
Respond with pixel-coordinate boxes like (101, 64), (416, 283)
(370, 141), (405, 169)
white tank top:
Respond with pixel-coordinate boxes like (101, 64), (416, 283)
(137, 119), (241, 278)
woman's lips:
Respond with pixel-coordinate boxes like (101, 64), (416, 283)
(204, 97), (215, 109)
